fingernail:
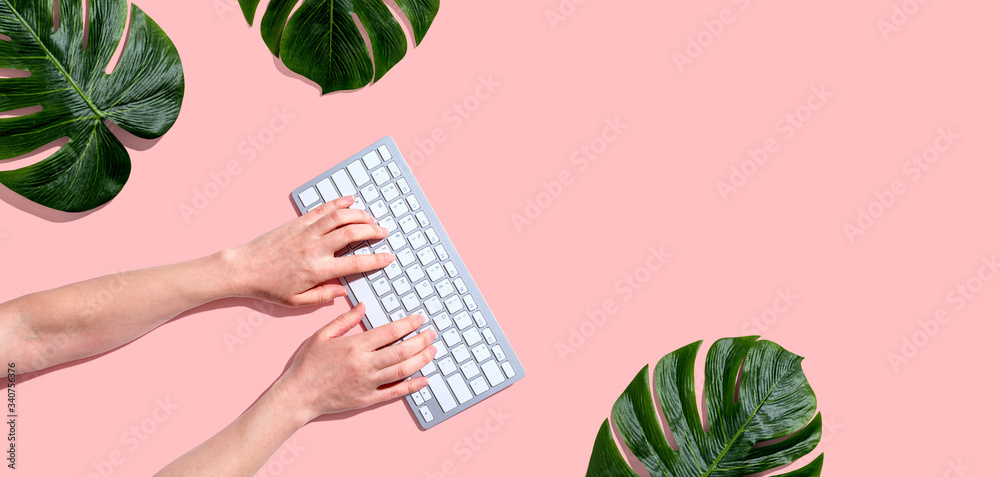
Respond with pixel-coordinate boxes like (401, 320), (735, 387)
(422, 315), (430, 325)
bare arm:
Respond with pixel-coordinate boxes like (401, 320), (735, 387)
(0, 196), (392, 373)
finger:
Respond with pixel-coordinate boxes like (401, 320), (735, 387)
(372, 337), (436, 384)
(303, 196), (354, 224)
(316, 303), (366, 339)
(322, 223), (388, 251)
(288, 283), (347, 307)
(362, 314), (427, 350)
(326, 252), (395, 278)
(371, 328), (437, 369)
(308, 208), (375, 236)
(373, 376), (430, 403)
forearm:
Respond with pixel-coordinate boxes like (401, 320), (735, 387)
(1, 251), (239, 372)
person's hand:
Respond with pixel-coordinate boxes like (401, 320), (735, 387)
(224, 196), (394, 306)
(273, 303), (437, 422)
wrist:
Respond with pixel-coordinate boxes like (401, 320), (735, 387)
(210, 248), (253, 299)
(266, 375), (318, 429)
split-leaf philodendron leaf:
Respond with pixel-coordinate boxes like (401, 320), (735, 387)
(0, 0), (184, 213)
(237, 0), (439, 94)
(587, 336), (825, 477)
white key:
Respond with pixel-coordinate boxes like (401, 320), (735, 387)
(374, 244), (391, 255)
(419, 406), (433, 423)
(363, 151), (381, 168)
(445, 261), (459, 277)
(408, 231), (428, 249)
(406, 265), (425, 282)
(415, 280), (433, 299)
(442, 328), (461, 347)
(432, 313), (451, 330)
(390, 199), (408, 217)
(407, 195), (421, 210)
(347, 160), (369, 186)
(420, 360), (436, 377)
(378, 145), (393, 161)
(438, 357), (457, 376)
(483, 327), (497, 344)
(426, 227), (440, 244)
(491, 345), (506, 361)
(445, 295), (463, 314)
(461, 361), (480, 379)
(380, 295), (400, 312)
(411, 392), (424, 405)
(452, 344), (471, 363)
(416, 211), (430, 228)
(434, 244), (448, 261)
(432, 341), (446, 360)
(470, 377), (489, 396)
(426, 297), (444, 315)
(384, 261), (403, 279)
(463, 295), (478, 311)
(372, 277), (391, 296)
(472, 343), (490, 363)
(370, 200), (389, 218)
(401, 293), (420, 311)
(447, 374), (473, 404)
(482, 360), (505, 387)
(365, 269), (383, 280)
(501, 361), (515, 379)
(427, 375), (456, 412)
(473, 311), (487, 327)
(463, 328), (482, 346)
(378, 217), (397, 232)
(390, 310), (407, 322)
(397, 178), (412, 194)
(360, 183), (379, 202)
(418, 247), (436, 266)
(420, 387), (432, 402)
(454, 278), (468, 294)
(392, 277), (411, 295)
(316, 178), (338, 202)
(453, 311), (473, 330)
(397, 249), (416, 266)
(298, 187), (320, 206)
(399, 215), (418, 233)
(381, 183), (400, 201)
(331, 170), (356, 196)
(387, 232), (407, 250)
(372, 167), (391, 186)
(350, 197), (365, 210)
(387, 160), (401, 177)
(427, 263), (445, 282)
(436, 280), (456, 298)
(413, 308), (428, 320)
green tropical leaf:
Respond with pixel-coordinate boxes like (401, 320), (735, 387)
(0, 0), (184, 212)
(238, 0), (439, 94)
(587, 336), (824, 477)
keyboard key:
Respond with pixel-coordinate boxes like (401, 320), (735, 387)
(401, 293), (420, 311)
(463, 295), (478, 311)
(370, 200), (389, 218)
(426, 297), (444, 315)
(470, 377), (489, 396)
(397, 178), (412, 194)
(373, 244), (391, 255)
(427, 375), (456, 412)
(463, 328), (482, 346)
(381, 183), (400, 201)
(445, 295), (463, 314)
(372, 277), (391, 296)
(398, 249), (416, 266)
(425, 227), (440, 244)
(378, 217), (397, 232)
(452, 344), (471, 363)
(373, 167), (391, 185)
(417, 211), (430, 228)
(392, 277), (411, 295)
(447, 374), (473, 405)
(461, 361), (480, 379)
(411, 392), (424, 405)
(380, 295), (400, 312)
(420, 387), (432, 402)
(413, 308), (428, 320)
(483, 327), (496, 344)
(387, 160), (401, 177)
(390, 310), (407, 322)
(390, 199), (408, 217)
(473, 311), (487, 327)
(445, 261), (459, 277)
(438, 357), (457, 376)
(331, 170), (357, 196)
(454, 278), (468, 294)
(399, 215), (418, 233)
(387, 232), (407, 250)
(453, 311), (473, 330)
(361, 183), (379, 202)
(420, 360), (436, 377)
(435, 280), (456, 298)
(406, 265), (425, 282)
(432, 313), (451, 330)
(427, 263), (445, 282)
(378, 145), (393, 161)
(419, 406), (433, 423)
(491, 345), (506, 361)
(363, 151), (381, 168)
(432, 341), (446, 360)
(442, 328), (461, 347)
(482, 360), (505, 387)
(298, 187), (320, 206)
(349, 198), (365, 210)
(408, 231), (428, 249)
(415, 280), (433, 299)
(501, 361), (515, 379)
(365, 269), (383, 280)
(434, 244), (448, 261)
(417, 247), (435, 266)
(347, 160), (369, 186)
(316, 178), (338, 202)
(472, 343), (490, 362)
(407, 195), (421, 211)
(384, 261), (403, 279)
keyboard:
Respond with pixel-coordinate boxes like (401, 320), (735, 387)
(291, 137), (524, 429)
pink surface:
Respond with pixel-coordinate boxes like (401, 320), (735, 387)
(2, 0), (997, 475)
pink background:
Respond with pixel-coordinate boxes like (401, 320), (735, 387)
(2, 0), (997, 475)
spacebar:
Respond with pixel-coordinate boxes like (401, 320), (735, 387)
(345, 273), (390, 329)
(427, 374), (457, 412)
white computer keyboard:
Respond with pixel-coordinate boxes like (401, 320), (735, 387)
(291, 137), (524, 429)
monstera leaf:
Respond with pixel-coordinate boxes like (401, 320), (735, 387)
(237, 0), (438, 94)
(588, 336), (824, 477)
(0, 0), (183, 212)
